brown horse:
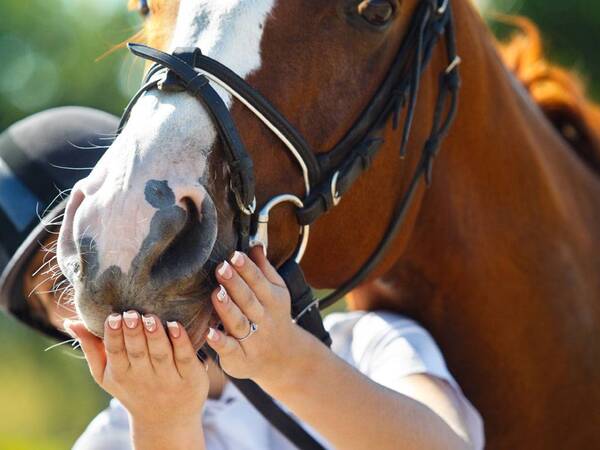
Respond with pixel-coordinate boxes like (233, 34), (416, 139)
(46, 0), (600, 448)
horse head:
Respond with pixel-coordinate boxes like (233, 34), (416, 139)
(57, 0), (449, 346)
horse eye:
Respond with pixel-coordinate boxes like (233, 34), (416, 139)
(139, 0), (150, 17)
(357, 0), (395, 26)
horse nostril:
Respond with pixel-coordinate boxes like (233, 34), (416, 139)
(150, 197), (197, 271)
(147, 195), (217, 285)
(57, 188), (87, 281)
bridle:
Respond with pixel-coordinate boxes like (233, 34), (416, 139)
(119, 0), (459, 314)
(118, 1), (459, 447)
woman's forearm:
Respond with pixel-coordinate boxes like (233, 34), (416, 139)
(131, 416), (205, 450)
(256, 330), (470, 450)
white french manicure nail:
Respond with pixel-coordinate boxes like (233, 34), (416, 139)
(142, 315), (156, 332)
(207, 327), (219, 341)
(218, 261), (233, 279)
(167, 321), (181, 338)
(217, 285), (227, 302)
(123, 311), (138, 329)
(231, 251), (245, 267)
(107, 314), (122, 330)
(63, 319), (74, 336)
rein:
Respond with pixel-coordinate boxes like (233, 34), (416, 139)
(118, 1), (459, 447)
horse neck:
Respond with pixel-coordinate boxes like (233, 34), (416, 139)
(346, 2), (600, 445)
(353, 0), (600, 360)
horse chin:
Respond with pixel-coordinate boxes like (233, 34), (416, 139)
(68, 236), (231, 350)
(74, 287), (218, 350)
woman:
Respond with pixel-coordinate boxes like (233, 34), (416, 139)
(1, 108), (484, 450)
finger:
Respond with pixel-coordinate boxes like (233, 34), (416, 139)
(141, 315), (177, 378)
(216, 261), (264, 323)
(104, 313), (129, 374)
(210, 283), (254, 340)
(230, 251), (275, 302)
(122, 311), (152, 371)
(205, 327), (243, 359)
(65, 319), (106, 384)
(166, 321), (204, 379)
(248, 245), (286, 288)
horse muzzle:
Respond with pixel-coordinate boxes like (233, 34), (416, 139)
(57, 172), (223, 339)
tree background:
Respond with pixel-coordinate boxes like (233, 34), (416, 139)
(0, 1), (598, 448)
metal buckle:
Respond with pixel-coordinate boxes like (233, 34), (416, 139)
(436, 0), (449, 15)
(445, 55), (461, 74)
(330, 171), (342, 206)
(249, 194), (310, 264)
(229, 178), (256, 215)
(238, 195), (256, 216)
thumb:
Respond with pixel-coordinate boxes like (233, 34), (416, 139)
(65, 319), (107, 384)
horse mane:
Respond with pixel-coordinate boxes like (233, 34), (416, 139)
(496, 16), (600, 174)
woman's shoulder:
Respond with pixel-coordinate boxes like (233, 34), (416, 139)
(324, 310), (454, 384)
(72, 399), (132, 450)
(324, 309), (434, 348)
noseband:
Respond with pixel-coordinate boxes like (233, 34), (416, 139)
(118, 1), (459, 447)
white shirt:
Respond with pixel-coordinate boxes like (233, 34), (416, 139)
(73, 311), (484, 450)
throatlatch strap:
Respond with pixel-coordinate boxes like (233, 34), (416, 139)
(203, 344), (326, 450)
(279, 259), (332, 346)
(227, 377), (326, 450)
(204, 260), (331, 450)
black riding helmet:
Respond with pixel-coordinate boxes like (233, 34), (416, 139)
(0, 107), (118, 339)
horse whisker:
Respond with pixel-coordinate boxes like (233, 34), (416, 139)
(44, 338), (77, 352)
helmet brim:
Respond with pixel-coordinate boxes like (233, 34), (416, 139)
(0, 201), (69, 341)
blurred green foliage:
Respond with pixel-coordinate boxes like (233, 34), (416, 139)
(0, 0), (598, 448)
(484, 0), (600, 100)
(0, 1), (142, 448)
(0, 0), (144, 130)
(0, 315), (109, 450)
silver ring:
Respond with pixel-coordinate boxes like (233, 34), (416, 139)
(236, 321), (258, 342)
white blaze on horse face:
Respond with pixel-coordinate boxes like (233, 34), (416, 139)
(171, 0), (277, 102)
(62, 0), (276, 278)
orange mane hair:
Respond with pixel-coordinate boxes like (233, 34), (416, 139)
(497, 16), (600, 174)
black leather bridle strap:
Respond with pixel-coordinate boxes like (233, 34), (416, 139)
(203, 346), (326, 450)
(184, 53), (322, 187)
(318, 1), (460, 309)
(296, 1), (452, 227)
(229, 378), (326, 450)
(205, 259), (332, 450)
(120, 45), (256, 251)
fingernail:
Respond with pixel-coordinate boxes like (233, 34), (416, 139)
(231, 251), (245, 267)
(63, 319), (75, 337)
(250, 242), (267, 256)
(216, 285), (228, 303)
(107, 314), (122, 330)
(207, 327), (219, 341)
(218, 261), (233, 280)
(123, 311), (138, 329)
(167, 321), (181, 338)
(142, 315), (156, 332)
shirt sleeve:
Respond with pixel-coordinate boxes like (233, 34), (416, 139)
(72, 399), (132, 450)
(346, 311), (485, 450)
(349, 312), (460, 391)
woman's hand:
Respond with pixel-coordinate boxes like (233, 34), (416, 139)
(206, 246), (313, 386)
(65, 313), (208, 449)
